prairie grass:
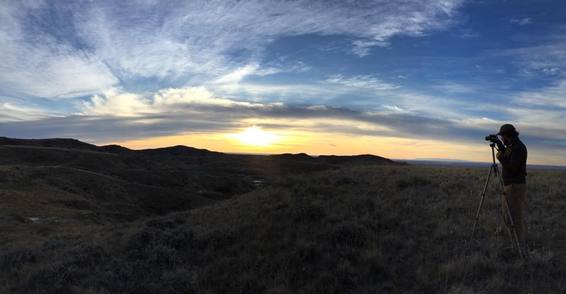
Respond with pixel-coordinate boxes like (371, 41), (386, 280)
(1, 164), (564, 293)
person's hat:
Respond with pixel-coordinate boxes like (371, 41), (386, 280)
(497, 124), (519, 136)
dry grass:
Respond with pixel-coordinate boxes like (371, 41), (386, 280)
(1, 164), (564, 293)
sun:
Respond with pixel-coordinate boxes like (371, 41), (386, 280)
(230, 126), (280, 147)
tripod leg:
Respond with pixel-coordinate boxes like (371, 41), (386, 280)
(471, 164), (494, 240)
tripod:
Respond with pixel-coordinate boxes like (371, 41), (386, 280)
(470, 143), (525, 259)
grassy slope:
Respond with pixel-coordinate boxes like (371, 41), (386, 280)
(0, 144), (218, 249)
(1, 164), (564, 293)
(0, 140), (397, 226)
(0, 139), (402, 259)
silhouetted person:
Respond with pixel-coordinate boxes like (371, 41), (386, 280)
(495, 124), (527, 252)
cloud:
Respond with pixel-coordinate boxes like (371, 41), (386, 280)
(513, 80), (566, 109)
(0, 0), (464, 100)
(211, 61), (311, 85)
(4, 1), (566, 163)
(79, 89), (153, 117)
(3, 85), (566, 157)
(351, 40), (385, 58)
(507, 81), (566, 145)
(431, 82), (475, 94)
(209, 82), (342, 103)
(505, 36), (566, 130)
(207, 73), (402, 104)
(325, 74), (400, 91)
(212, 64), (262, 85)
(495, 36), (566, 78)
(510, 17), (531, 26)
(0, 101), (53, 122)
(79, 86), (272, 117)
(0, 2), (118, 99)
(457, 28), (479, 39)
(0, 86), (510, 145)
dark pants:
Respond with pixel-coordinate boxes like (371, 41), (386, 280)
(501, 183), (527, 249)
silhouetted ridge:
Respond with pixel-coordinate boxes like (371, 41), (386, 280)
(98, 144), (132, 154)
(0, 137), (97, 150)
(319, 154), (400, 165)
(139, 145), (221, 156)
(269, 152), (314, 160)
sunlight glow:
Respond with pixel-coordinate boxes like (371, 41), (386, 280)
(229, 126), (281, 147)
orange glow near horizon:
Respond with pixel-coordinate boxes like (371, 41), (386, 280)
(109, 127), (511, 163)
(109, 130), (561, 165)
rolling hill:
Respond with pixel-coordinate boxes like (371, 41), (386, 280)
(0, 137), (402, 247)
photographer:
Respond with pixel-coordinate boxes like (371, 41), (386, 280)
(494, 124), (528, 251)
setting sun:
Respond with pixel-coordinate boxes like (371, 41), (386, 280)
(228, 126), (281, 147)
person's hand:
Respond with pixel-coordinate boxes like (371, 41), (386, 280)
(496, 151), (503, 160)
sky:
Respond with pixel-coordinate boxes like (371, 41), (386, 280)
(1, 0), (566, 165)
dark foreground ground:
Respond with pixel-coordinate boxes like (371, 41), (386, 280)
(1, 139), (565, 293)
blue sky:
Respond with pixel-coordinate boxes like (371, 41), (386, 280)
(1, 0), (566, 164)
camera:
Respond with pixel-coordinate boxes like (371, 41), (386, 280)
(484, 134), (499, 142)
(485, 134), (505, 150)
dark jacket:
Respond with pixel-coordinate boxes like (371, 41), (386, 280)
(497, 138), (527, 185)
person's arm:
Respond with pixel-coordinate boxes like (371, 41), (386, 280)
(496, 151), (509, 164)
(495, 139), (506, 153)
(495, 140), (508, 163)
(507, 144), (527, 173)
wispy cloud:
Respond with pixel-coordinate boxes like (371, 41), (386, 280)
(0, 0), (463, 100)
(208, 73), (401, 104)
(210, 61), (310, 85)
(79, 87), (270, 117)
(431, 82), (476, 94)
(510, 17), (532, 26)
(0, 101), (53, 122)
(211, 64), (263, 85)
(493, 32), (566, 136)
(0, 2), (118, 99)
(495, 37), (566, 78)
(513, 80), (566, 109)
(325, 74), (400, 91)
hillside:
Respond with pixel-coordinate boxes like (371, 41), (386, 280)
(0, 137), (403, 248)
(1, 164), (564, 293)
